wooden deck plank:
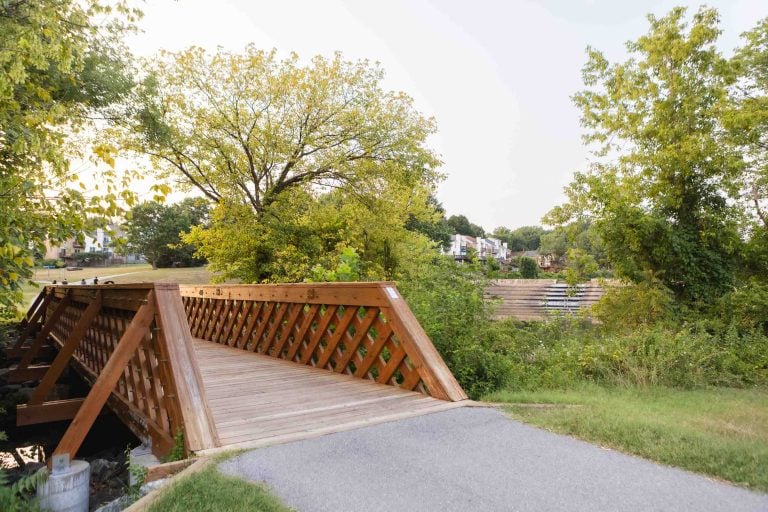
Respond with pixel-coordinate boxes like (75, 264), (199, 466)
(193, 339), (464, 448)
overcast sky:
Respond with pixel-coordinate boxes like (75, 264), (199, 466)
(125, 0), (766, 232)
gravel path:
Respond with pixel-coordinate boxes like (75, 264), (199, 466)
(220, 407), (768, 512)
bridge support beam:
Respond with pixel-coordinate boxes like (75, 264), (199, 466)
(52, 300), (155, 465)
(17, 398), (93, 426)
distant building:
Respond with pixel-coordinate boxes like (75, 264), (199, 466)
(509, 250), (558, 270)
(43, 224), (144, 265)
(445, 234), (509, 262)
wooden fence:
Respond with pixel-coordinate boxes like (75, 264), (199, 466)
(179, 283), (467, 402)
(12, 284), (219, 461)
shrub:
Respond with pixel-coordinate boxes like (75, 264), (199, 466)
(398, 256), (512, 398)
(714, 280), (768, 334)
(36, 259), (65, 268)
(591, 280), (676, 331)
(489, 319), (768, 390)
(518, 257), (539, 278)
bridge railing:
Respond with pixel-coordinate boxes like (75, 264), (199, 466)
(14, 284), (219, 461)
(179, 282), (467, 402)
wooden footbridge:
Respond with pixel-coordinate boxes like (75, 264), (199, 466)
(7, 283), (467, 462)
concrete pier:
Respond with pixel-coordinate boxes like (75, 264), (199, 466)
(37, 460), (90, 512)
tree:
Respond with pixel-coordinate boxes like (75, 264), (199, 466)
(562, 248), (599, 286)
(121, 46), (441, 282)
(546, 7), (742, 303)
(0, 0), (140, 315)
(405, 196), (453, 250)
(446, 215), (485, 237)
(729, 18), (768, 232)
(727, 19), (768, 281)
(518, 257), (539, 279)
(493, 226), (546, 251)
(539, 229), (568, 259)
(539, 220), (607, 266)
(124, 199), (208, 268)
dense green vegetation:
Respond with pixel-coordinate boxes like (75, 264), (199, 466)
(0, 0), (142, 318)
(123, 198), (209, 268)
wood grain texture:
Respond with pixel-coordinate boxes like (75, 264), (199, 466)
(28, 292), (103, 404)
(179, 282), (467, 402)
(53, 300), (156, 461)
(193, 340), (464, 448)
(152, 283), (219, 452)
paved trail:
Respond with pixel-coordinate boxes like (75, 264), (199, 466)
(220, 407), (768, 512)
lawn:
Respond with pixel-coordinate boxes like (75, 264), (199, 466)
(485, 385), (768, 492)
(21, 264), (217, 309)
(147, 464), (291, 512)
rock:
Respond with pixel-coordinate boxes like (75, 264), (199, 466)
(23, 462), (45, 476)
(15, 387), (35, 400)
(90, 458), (117, 482)
(94, 495), (130, 512)
(2, 384), (22, 392)
(140, 477), (168, 495)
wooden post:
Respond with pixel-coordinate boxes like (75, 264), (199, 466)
(152, 284), (219, 452)
(13, 289), (54, 350)
(378, 284), (468, 402)
(28, 292), (103, 405)
(15, 291), (72, 370)
(52, 300), (155, 463)
(20, 290), (45, 329)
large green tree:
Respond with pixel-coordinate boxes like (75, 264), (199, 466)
(0, 0), (140, 314)
(728, 18), (768, 278)
(492, 225), (546, 251)
(122, 47), (442, 282)
(546, 7), (743, 303)
(446, 215), (485, 238)
(124, 198), (209, 268)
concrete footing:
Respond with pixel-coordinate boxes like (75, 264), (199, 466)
(37, 459), (90, 512)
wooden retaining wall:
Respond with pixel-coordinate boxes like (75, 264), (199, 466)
(486, 279), (606, 321)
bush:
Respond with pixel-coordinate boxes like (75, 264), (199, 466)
(591, 280), (676, 331)
(398, 256), (512, 398)
(487, 318), (768, 390)
(518, 257), (539, 278)
(714, 280), (768, 334)
(399, 257), (768, 398)
(37, 259), (65, 268)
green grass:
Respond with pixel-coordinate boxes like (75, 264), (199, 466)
(485, 385), (768, 492)
(148, 464), (292, 512)
(21, 264), (217, 309)
(30, 263), (214, 284)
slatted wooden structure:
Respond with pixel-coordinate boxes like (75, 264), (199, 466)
(11, 282), (466, 461)
(11, 284), (217, 460)
(179, 283), (465, 402)
(485, 279), (606, 320)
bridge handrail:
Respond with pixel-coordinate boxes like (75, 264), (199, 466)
(18, 283), (219, 461)
(179, 282), (467, 402)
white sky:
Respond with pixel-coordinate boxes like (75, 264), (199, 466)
(124, 0), (767, 232)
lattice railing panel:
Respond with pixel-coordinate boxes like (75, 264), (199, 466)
(180, 283), (467, 401)
(45, 288), (180, 451)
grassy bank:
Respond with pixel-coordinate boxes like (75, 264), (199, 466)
(485, 385), (768, 492)
(20, 264), (216, 309)
(148, 465), (290, 512)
